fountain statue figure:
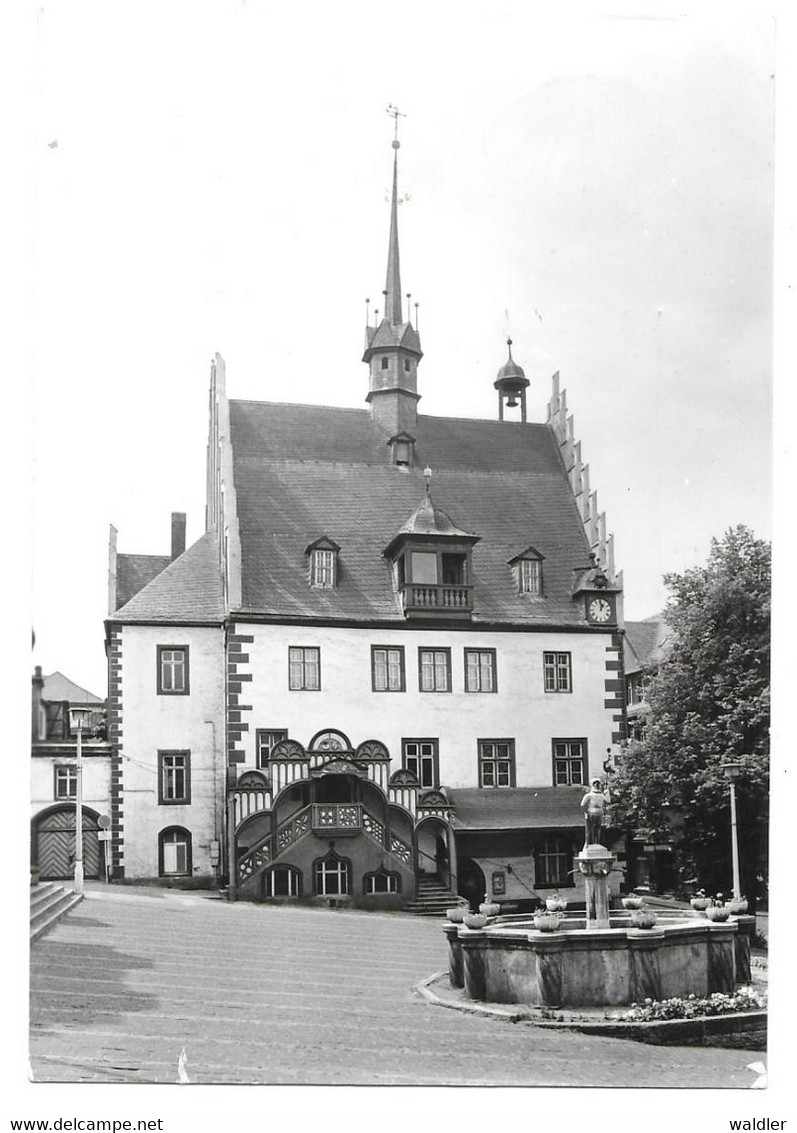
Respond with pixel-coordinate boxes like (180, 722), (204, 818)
(581, 778), (608, 849)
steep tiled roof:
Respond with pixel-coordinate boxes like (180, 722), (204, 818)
(448, 787), (585, 830)
(116, 554), (171, 610)
(110, 532), (224, 624)
(42, 672), (104, 704)
(624, 616), (669, 674)
(229, 402), (591, 624)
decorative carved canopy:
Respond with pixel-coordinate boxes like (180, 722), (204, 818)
(237, 770), (269, 790)
(270, 739), (307, 761)
(389, 768), (420, 788)
(418, 789), (451, 809)
(355, 739), (390, 761)
(310, 758), (367, 779)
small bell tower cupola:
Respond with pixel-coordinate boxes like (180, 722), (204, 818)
(494, 338), (530, 422)
(364, 105), (423, 437)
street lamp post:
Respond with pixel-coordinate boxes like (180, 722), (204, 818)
(69, 707), (92, 896)
(722, 758), (743, 901)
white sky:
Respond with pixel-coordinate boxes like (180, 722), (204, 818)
(28, 3), (776, 697)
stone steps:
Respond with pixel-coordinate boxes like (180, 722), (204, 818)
(30, 882), (84, 942)
(404, 879), (468, 917)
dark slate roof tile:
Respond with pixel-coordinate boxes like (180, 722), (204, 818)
(624, 617), (669, 673)
(110, 532), (224, 624)
(448, 787), (585, 830)
(42, 672), (104, 704)
(230, 402), (591, 624)
(115, 554), (171, 610)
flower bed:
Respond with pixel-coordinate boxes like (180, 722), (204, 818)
(612, 987), (766, 1023)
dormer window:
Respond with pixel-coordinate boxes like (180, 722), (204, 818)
(521, 559), (541, 595)
(509, 546), (545, 596)
(387, 432), (416, 468)
(383, 490), (479, 620)
(306, 537), (341, 589)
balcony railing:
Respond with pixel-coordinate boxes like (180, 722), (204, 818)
(311, 803), (363, 833)
(401, 583), (473, 613)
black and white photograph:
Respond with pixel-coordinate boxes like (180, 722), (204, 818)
(9, 0), (791, 1126)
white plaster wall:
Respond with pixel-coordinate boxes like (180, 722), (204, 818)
(30, 752), (112, 820)
(238, 623), (617, 788)
(119, 624), (225, 878)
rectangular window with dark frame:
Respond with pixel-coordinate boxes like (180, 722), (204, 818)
(478, 739), (516, 788)
(288, 646), (321, 690)
(465, 648), (497, 693)
(256, 728), (289, 768)
(418, 648), (451, 692)
(371, 645), (406, 692)
(157, 645), (189, 695)
(159, 750), (191, 804)
(543, 651), (572, 693)
(402, 739), (439, 789)
(54, 765), (77, 799)
(553, 739), (586, 786)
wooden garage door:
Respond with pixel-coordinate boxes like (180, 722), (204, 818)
(36, 808), (101, 880)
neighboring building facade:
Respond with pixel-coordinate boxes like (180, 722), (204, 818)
(31, 667), (113, 880)
(623, 615), (669, 741)
(104, 134), (629, 909)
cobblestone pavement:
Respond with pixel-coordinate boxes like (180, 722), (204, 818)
(29, 885), (763, 1087)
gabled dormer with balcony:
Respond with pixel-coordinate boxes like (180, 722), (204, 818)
(383, 473), (479, 619)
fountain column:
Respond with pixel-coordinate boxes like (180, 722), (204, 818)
(577, 845), (616, 928)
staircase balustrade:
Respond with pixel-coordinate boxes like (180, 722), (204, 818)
(236, 802), (415, 887)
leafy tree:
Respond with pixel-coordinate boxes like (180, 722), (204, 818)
(613, 526), (770, 902)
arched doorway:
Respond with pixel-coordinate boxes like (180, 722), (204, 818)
(457, 857), (486, 912)
(416, 817), (453, 888)
(32, 805), (102, 880)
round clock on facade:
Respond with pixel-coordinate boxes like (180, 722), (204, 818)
(587, 596), (614, 624)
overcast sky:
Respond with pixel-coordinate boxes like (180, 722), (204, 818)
(30, 5), (773, 697)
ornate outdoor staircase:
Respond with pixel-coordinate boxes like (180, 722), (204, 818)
(237, 801), (413, 891)
(402, 874), (468, 918)
(30, 881), (84, 941)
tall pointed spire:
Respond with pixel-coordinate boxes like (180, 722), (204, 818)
(385, 137), (403, 324)
(364, 105), (422, 437)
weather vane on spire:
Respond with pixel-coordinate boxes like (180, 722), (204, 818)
(386, 103), (406, 148)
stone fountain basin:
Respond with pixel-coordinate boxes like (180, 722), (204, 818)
(452, 917), (746, 1008)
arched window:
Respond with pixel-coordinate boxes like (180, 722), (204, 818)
(308, 729), (352, 753)
(363, 869), (401, 895)
(264, 865), (302, 898)
(534, 835), (573, 889)
(159, 827), (192, 877)
(313, 852), (351, 896)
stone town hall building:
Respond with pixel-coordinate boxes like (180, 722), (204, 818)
(104, 134), (627, 911)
